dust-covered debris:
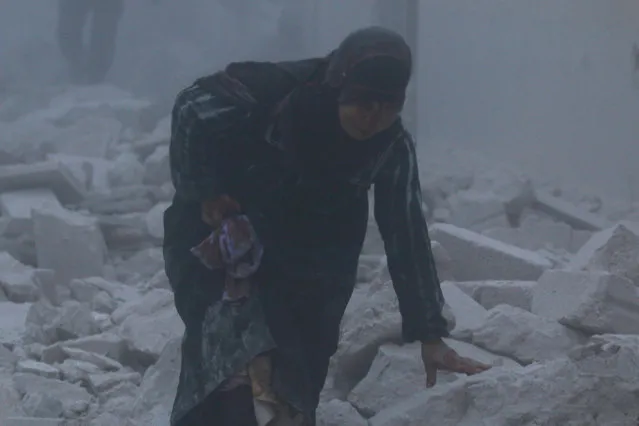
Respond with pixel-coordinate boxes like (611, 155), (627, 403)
(0, 82), (637, 426)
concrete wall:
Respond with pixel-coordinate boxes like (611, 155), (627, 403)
(417, 0), (639, 198)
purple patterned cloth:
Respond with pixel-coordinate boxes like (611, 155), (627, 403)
(190, 214), (264, 301)
(217, 215), (263, 279)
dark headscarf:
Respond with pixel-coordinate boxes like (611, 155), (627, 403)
(325, 26), (412, 106)
(276, 26), (413, 178)
(197, 26), (413, 178)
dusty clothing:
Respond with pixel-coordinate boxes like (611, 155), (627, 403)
(179, 385), (258, 425)
(191, 207), (323, 425)
(57, 0), (124, 83)
(164, 28), (448, 426)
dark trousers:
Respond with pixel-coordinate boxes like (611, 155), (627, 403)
(56, 0), (124, 83)
(180, 386), (258, 426)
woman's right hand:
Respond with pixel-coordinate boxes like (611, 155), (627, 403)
(201, 194), (242, 227)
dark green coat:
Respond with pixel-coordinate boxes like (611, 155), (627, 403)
(164, 62), (448, 425)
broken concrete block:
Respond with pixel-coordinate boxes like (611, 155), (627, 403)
(369, 335), (639, 426)
(137, 103), (170, 133)
(1, 302), (30, 346)
(348, 340), (519, 418)
(469, 304), (585, 364)
(332, 283), (405, 393)
(447, 190), (509, 231)
(454, 280), (536, 311)
(0, 160), (85, 204)
(47, 153), (112, 193)
(532, 270), (639, 335)
(93, 311), (115, 332)
(0, 232), (38, 268)
(110, 288), (170, 325)
(101, 396), (137, 422)
(79, 185), (156, 215)
(12, 373), (93, 414)
(481, 227), (542, 252)
(89, 412), (124, 426)
(157, 181), (175, 201)
(568, 223), (639, 286)
(0, 252), (41, 302)
(504, 184), (609, 231)
(24, 300), (99, 346)
(358, 254), (383, 279)
(97, 213), (152, 251)
(0, 376), (22, 420)
(440, 282), (488, 339)
(5, 419), (64, 426)
(23, 343), (44, 361)
(68, 277), (115, 304)
(54, 301), (100, 341)
(67, 276), (132, 313)
(483, 212), (592, 253)
(53, 116), (121, 158)
(317, 399), (367, 426)
(57, 359), (100, 383)
(118, 302), (184, 367)
(108, 152), (145, 188)
(145, 202), (169, 241)
(23, 301), (60, 346)
(143, 145), (170, 185)
(532, 190), (610, 231)
(0, 344), (18, 374)
(101, 377), (138, 404)
(88, 371), (141, 394)
(33, 268), (69, 306)
(92, 291), (117, 314)
(21, 85), (150, 125)
(357, 254), (388, 286)
(61, 347), (122, 372)
(143, 270), (170, 292)
(333, 279), (456, 395)
(421, 169), (473, 200)
(41, 333), (126, 365)
(132, 115), (170, 159)
(570, 229), (594, 253)
(33, 207), (106, 285)
(0, 116), (59, 164)
(20, 392), (64, 419)
(0, 146), (19, 165)
(362, 221), (385, 255)
(0, 189), (62, 237)
(129, 338), (180, 426)
(430, 240), (455, 281)
(16, 360), (59, 379)
(361, 239), (454, 286)
(430, 223), (552, 281)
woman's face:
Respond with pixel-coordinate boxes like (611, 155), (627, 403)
(338, 101), (401, 141)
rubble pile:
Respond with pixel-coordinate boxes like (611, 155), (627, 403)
(0, 86), (638, 426)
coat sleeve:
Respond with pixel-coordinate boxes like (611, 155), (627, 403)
(169, 82), (247, 202)
(373, 130), (450, 343)
(166, 82), (251, 327)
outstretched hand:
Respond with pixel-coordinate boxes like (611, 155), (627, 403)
(421, 339), (491, 388)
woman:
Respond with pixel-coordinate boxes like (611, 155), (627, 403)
(164, 26), (490, 426)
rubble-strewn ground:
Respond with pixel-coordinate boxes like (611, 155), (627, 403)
(1, 85), (639, 426)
